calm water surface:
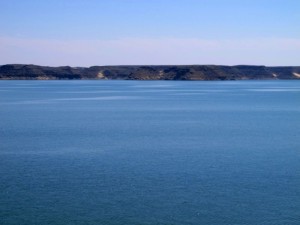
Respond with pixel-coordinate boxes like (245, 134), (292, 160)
(0, 80), (300, 225)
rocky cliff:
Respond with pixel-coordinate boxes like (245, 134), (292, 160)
(1, 64), (300, 80)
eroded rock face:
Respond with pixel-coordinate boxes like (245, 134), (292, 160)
(1, 64), (300, 80)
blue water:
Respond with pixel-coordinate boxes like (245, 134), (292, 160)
(0, 80), (300, 225)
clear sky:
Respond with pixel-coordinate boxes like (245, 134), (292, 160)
(0, 0), (299, 66)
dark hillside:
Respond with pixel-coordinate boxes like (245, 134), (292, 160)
(1, 64), (300, 80)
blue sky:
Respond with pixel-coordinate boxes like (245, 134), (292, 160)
(0, 0), (299, 66)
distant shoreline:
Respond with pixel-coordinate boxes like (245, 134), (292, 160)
(1, 64), (300, 80)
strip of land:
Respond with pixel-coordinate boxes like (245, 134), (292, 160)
(1, 64), (300, 80)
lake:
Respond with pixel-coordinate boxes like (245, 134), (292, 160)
(0, 80), (299, 225)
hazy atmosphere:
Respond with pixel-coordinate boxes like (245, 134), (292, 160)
(0, 0), (299, 66)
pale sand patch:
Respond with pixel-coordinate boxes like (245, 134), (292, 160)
(159, 70), (164, 76)
(97, 71), (105, 79)
(37, 76), (51, 80)
(293, 73), (300, 78)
